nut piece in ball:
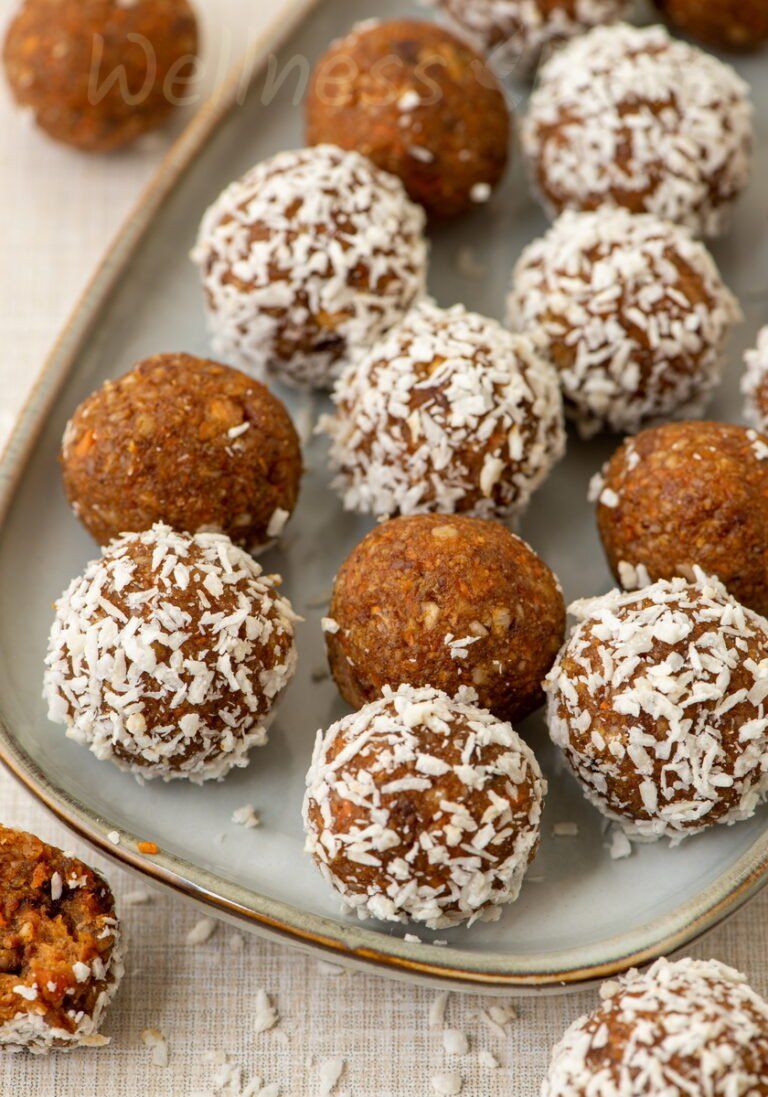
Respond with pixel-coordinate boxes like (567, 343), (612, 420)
(305, 19), (510, 219)
(0, 825), (123, 1054)
(743, 327), (768, 431)
(654, 0), (768, 51)
(434, 0), (629, 78)
(543, 958), (768, 1097)
(3, 0), (198, 152)
(507, 209), (741, 437)
(191, 145), (428, 389)
(303, 684), (546, 927)
(594, 421), (768, 617)
(521, 23), (753, 237)
(44, 524), (298, 782)
(322, 301), (565, 519)
(61, 353), (302, 551)
(326, 514), (565, 722)
(545, 572), (768, 841)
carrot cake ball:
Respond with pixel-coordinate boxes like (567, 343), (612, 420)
(305, 19), (510, 219)
(61, 353), (302, 552)
(0, 825), (123, 1054)
(545, 572), (768, 841)
(192, 145), (428, 390)
(593, 421), (768, 617)
(303, 684), (545, 927)
(743, 327), (768, 430)
(543, 958), (768, 1096)
(322, 302), (565, 519)
(43, 524), (298, 782)
(432, 0), (629, 77)
(654, 0), (768, 51)
(325, 514), (565, 722)
(521, 23), (754, 238)
(507, 209), (741, 437)
(2, 0), (198, 152)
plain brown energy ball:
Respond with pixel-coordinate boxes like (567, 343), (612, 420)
(3, 0), (199, 152)
(543, 958), (768, 1096)
(61, 353), (302, 552)
(44, 524), (298, 782)
(654, 0), (768, 51)
(303, 684), (546, 927)
(305, 18), (510, 219)
(593, 421), (768, 617)
(521, 22), (754, 237)
(325, 514), (565, 722)
(0, 825), (123, 1053)
(545, 573), (768, 841)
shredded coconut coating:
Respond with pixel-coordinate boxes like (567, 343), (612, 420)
(321, 301), (565, 519)
(303, 683), (546, 928)
(743, 327), (768, 431)
(521, 23), (754, 238)
(191, 144), (428, 390)
(0, 827), (124, 1054)
(545, 571), (768, 841)
(43, 524), (298, 783)
(507, 209), (741, 437)
(432, 0), (629, 77)
(542, 957), (768, 1096)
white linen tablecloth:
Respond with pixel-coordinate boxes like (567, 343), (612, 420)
(1, 1), (768, 1094)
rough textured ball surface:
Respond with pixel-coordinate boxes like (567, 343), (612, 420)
(61, 353), (302, 552)
(654, 0), (768, 51)
(543, 958), (768, 1097)
(3, 0), (198, 151)
(305, 19), (510, 219)
(545, 573), (768, 841)
(44, 524), (298, 782)
(191, 144), (428, 390)
(303, 684), (546, 928)
(433, 0), (629, 77)
(521, 23), (754, 237)
(507, 209), (741, 437)
(593, 421), (768, 618)
(0, 825), (123, 1054)
(743, 327), (768, 431)
(322, 302), (565, 519)
(325, 514), (565, 722)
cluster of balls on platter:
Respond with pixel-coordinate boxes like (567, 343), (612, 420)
(5, 0), (768, 1082)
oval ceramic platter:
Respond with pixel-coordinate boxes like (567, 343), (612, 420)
(1, 0), (768, 995)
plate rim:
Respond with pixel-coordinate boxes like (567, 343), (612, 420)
(0, 0), (767, 994)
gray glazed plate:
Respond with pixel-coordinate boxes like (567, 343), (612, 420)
(1, 0), (768, 994)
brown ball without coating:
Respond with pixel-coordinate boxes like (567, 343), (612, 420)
(61, 353), (302, 551)
(305, 18), (510, 219)
(654, 0), (768, 51)
(326, 514), (565, 722)
(3, 0), (199, 152)
(596, 421), (768, 617)
(0, 825), (119, 1044)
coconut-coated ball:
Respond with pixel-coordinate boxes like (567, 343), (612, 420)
(543, 958), (768, 1097)
(44, 524), (298, 782)
(191, 145), (428, 389)
(545, 572), (768, 840)
(303, 684), (546, 927)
